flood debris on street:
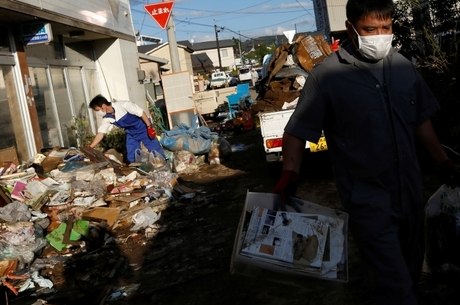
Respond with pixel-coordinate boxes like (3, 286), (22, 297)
(0, 127), (238, 304)
(253, 34), (333, 114)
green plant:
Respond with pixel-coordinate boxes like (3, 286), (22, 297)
(149, 101), (168, 133)
(70, 115), (93, 148)
(100, 127), (126, 155)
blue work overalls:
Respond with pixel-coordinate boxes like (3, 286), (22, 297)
(107, 112), (164, 163)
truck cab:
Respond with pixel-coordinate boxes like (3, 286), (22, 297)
(209, 71), (229, 89)
(238, 67), (252, 83)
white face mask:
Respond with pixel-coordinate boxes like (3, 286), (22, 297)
(95, 110), (106, 117)
(352, 25), (393, 61)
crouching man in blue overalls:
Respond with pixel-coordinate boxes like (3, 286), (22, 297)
(88, 94), (165, 164)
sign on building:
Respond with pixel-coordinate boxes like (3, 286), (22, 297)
(21, 22), (53, 45)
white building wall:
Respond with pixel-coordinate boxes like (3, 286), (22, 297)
(313, 0), (347, 34)
(6, 0), (145, 107)
(326, 0), (347, 32)
(93, 38), (145, 107)
(29, 0), (145, 107)
(15, 0), (134, 35)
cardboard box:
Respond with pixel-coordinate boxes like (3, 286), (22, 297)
(0, 146), (19, 166)
(230, 191), (348, 284)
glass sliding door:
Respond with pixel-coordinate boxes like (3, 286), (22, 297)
(49, 67), (73, 147)
(67, 67), (94, 147)
(0, 66), (16, 148)
(29, 67), (62, 148)
(68, 67), (86, 117)
(29, 66), (98, 148)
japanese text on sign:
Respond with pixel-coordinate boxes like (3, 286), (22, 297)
(144, 1), (175, 29)
(150, 7), (170, 16)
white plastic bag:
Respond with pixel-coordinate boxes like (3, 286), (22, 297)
(135, 149), (168, 172)
(426, 184), (460, 219)
(425, 184), (460, 269)
(131, 207), (161, 231)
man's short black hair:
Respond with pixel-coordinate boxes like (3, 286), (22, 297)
(346, 0), (395, 25)
(89, 94), (111, 109)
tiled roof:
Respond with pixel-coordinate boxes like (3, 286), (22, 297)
(180, 39), (235, 51)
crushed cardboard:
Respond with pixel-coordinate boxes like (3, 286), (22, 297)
(0, 146), (19, 167)
(82, 207), (121, 227)
(255, 34), (333, 114)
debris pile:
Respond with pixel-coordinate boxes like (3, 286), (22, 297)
(253, 34), (334, 113)
(0, 142), (218, 302)
(205, 83), (256, 134)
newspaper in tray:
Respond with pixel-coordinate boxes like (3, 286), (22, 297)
(240, 206), (330, 271)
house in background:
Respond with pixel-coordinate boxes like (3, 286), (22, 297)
(138, 53), (169, 101)
(138, 42), (194, 80)
(136, 34), (162, 46)
(185, 39), (236, 71)
(191, 53), (214, 75)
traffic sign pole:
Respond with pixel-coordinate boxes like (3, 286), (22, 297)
(164, 1), (180, 73)
(144, 1), (180, 72)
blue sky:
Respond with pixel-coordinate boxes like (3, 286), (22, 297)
(129, 0), (316, 43)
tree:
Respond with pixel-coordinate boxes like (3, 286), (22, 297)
(244, 42), (275, 66)
(430, 0), (460, 34)
(232, 37), (242, 58)
(394, 0), (441, 71)
(393, 0), (460, 151)
(394, 0), (460, 70)
(429, 0), (460, 65)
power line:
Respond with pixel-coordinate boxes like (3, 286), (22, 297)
(131, 1), (316, 41)
(176, 0), (277, 19)
(296, 0), (313, 13)
(173, 18), (261, 42)
(248, 13), (313, 31)
(177, 7), (309, 17)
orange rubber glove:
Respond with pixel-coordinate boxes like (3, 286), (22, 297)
(272, 170), (301, 211)
(147, 126), (156, 139)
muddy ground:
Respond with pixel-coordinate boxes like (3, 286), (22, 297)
(9, 120), (460, 305)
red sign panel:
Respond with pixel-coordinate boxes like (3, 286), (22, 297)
(144, 1), (175, 29)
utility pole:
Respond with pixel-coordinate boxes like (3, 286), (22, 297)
(164, 0), (180, 72)
(214, 24), (222, 70)
(238, 31), (243, 68)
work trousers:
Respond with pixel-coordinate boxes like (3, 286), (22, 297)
(343, 175), (425, 305)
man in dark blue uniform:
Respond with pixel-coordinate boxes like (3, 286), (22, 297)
(274, 1), (459, 304)
(89, 94), (164, 163)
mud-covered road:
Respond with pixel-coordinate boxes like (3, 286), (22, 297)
(10, 119), (459, 305)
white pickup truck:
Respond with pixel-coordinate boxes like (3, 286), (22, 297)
(238, 67), (252, 83)
(259, 109), (327, 161)
(209, 71), (229, 89)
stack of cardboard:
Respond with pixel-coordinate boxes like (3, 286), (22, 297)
(253, 35), (333, 113)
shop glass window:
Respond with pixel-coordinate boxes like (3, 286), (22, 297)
(0, 66), (16, 148)
(50, 67), (73, 147)
(0, 26), (10, 53)
(29, 67), (62, 148)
